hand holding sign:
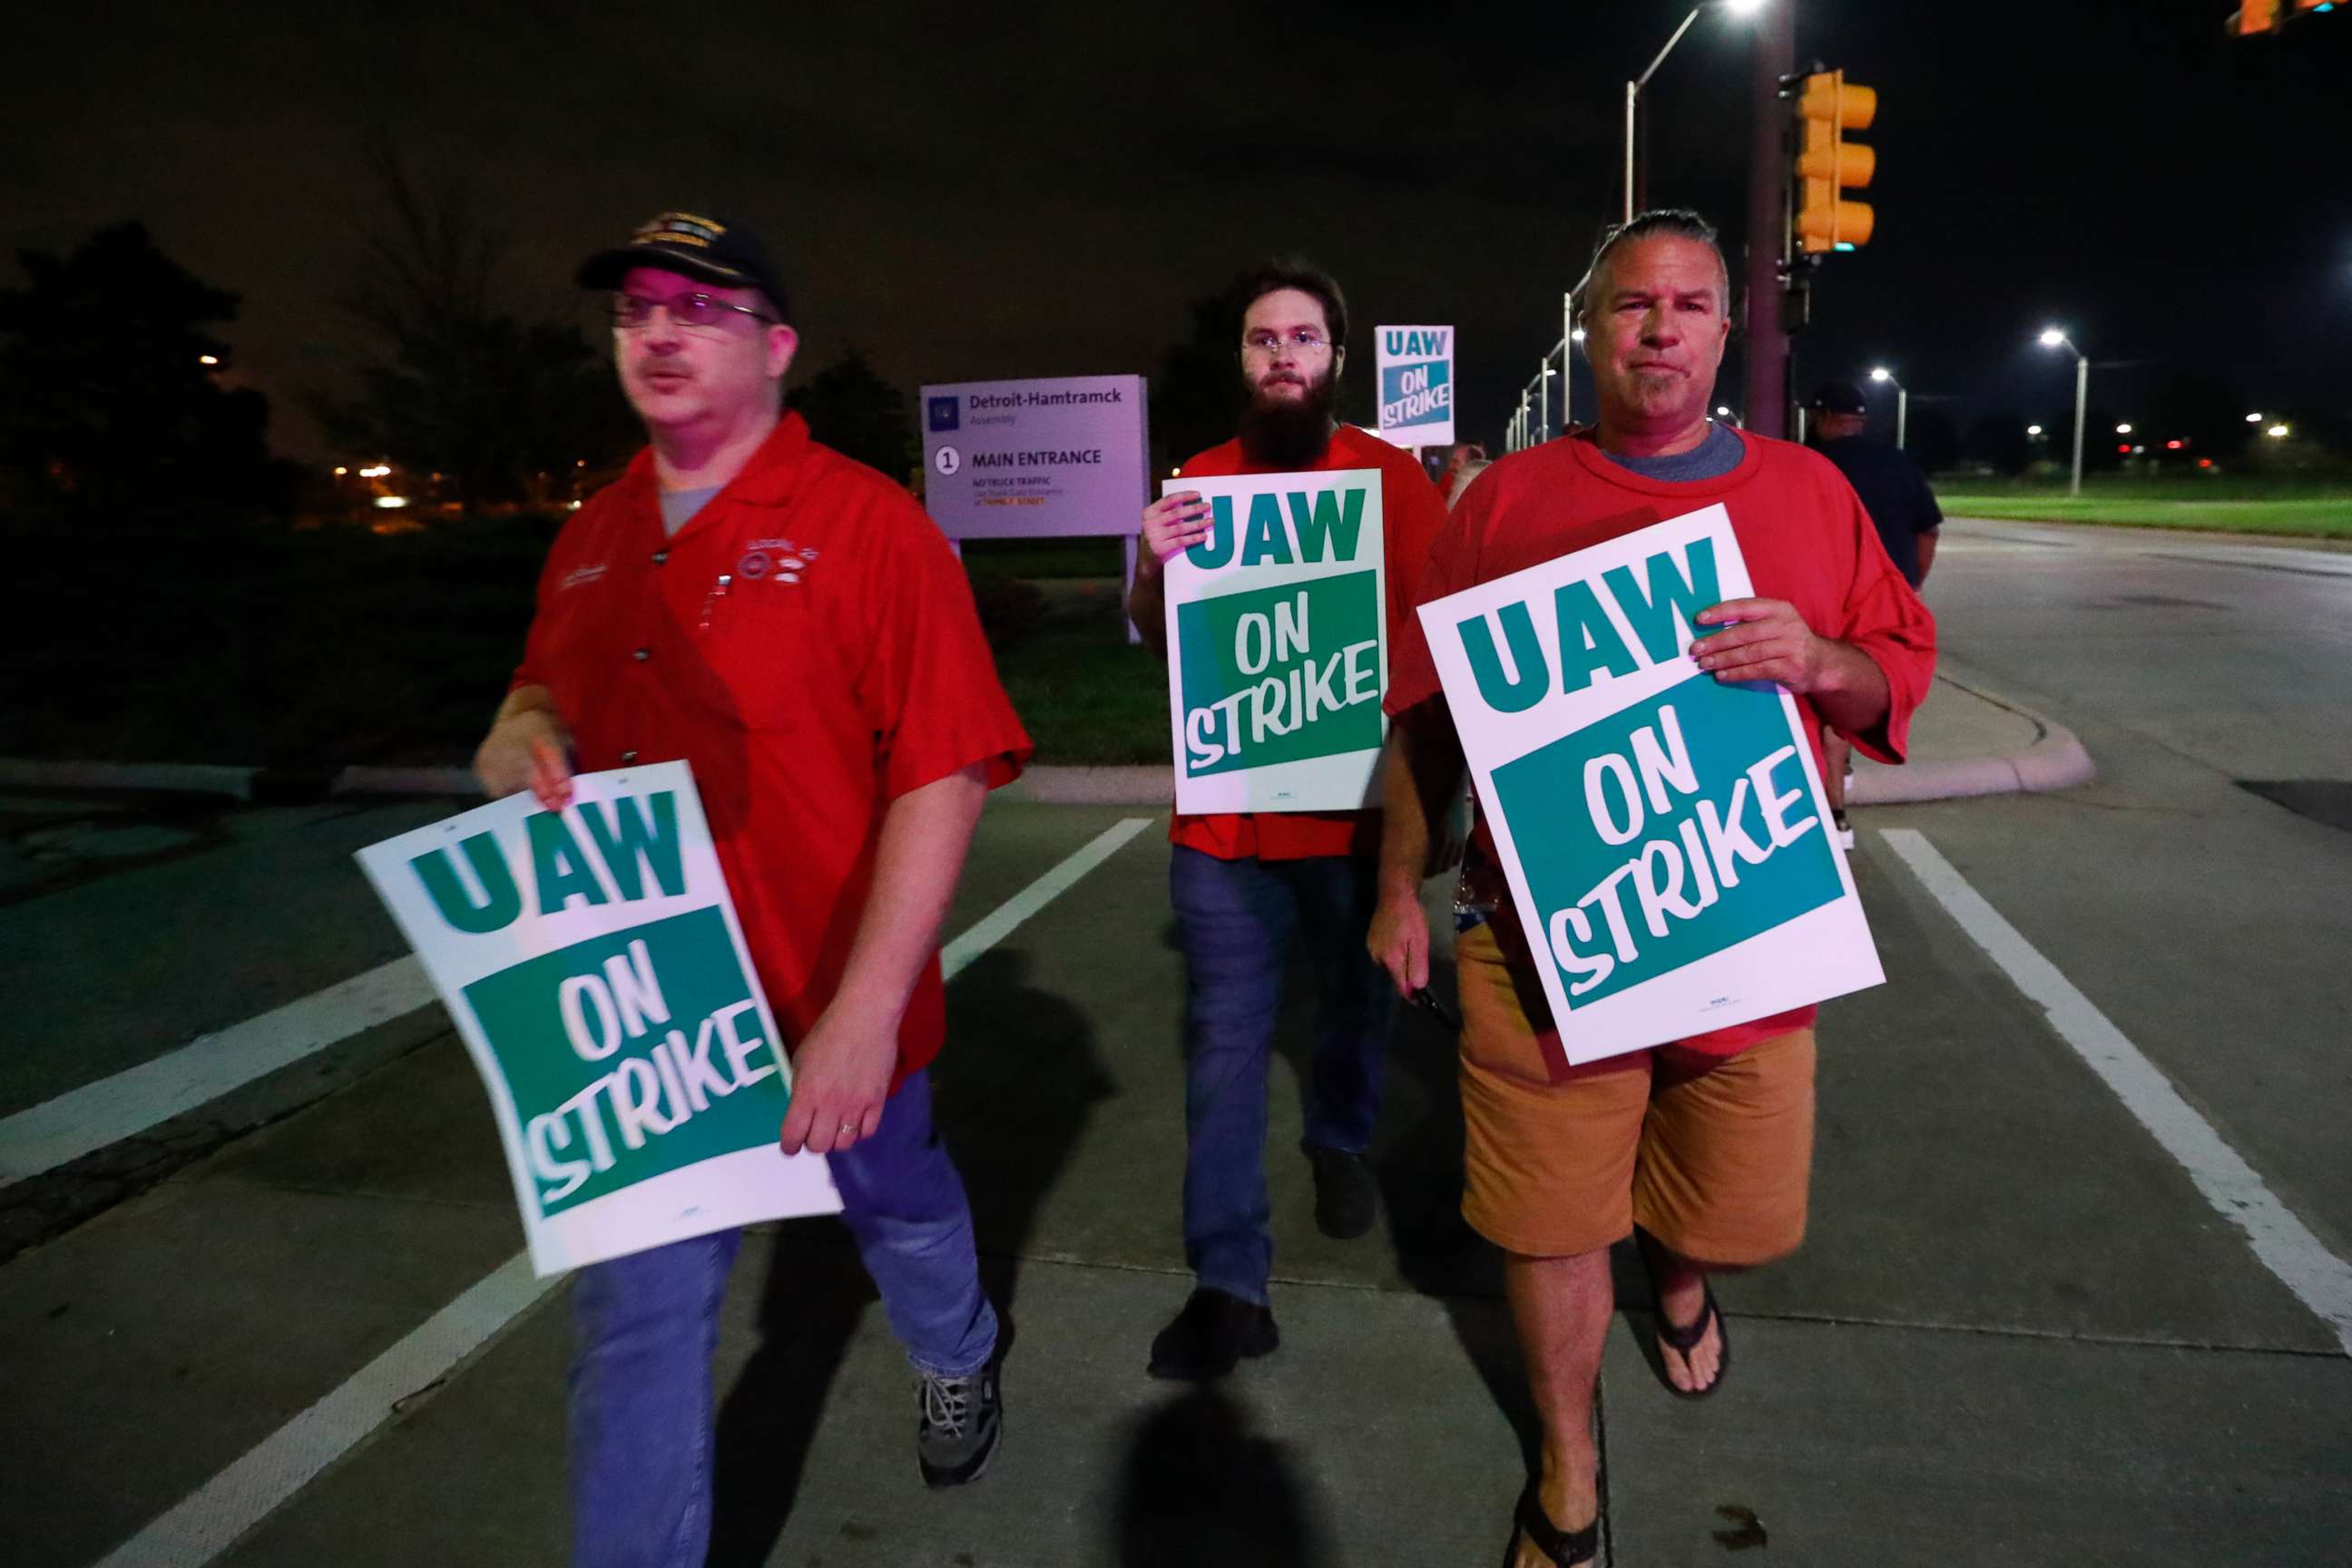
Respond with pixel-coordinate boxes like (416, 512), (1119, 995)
(1142, 490), (1212, 564)
(1690, 598), (1832, 690)
(474, 701), (575, 810)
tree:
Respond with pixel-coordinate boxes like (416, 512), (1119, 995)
(311, 142), (633, 511)
(1963, 413), (2032, 475)
(1907, 407), (1961, 475)
(0, 221), (280, 516)
(2151, 375), (2251, 461)
(785, 349), (916, 481)
(1154, 280), (1252, 471)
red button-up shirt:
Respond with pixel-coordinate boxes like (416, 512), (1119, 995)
(514, 413), (1032, 1085)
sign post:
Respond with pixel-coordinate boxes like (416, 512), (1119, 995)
(1416, 505), (1882, 1063)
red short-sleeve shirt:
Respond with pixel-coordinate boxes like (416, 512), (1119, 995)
(513, 413), (1033, 1086)
(1387, 426), (1937, 1055)
(1168, 425), (1449, 862)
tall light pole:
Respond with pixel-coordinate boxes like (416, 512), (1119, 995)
(1563, 292), (1579, 432)
(2039, 328), (2089, 497)
(1868, 366), (1907, 449)
(1623, 0), (1770, 225)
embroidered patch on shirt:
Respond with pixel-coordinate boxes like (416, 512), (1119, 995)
(558, 564), (609, 591)
(740, 539), (818, 584)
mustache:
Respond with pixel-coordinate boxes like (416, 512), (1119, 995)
(635, 358), (694, 377)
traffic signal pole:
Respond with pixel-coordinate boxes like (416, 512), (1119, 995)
(1743, 0), (1796, 438)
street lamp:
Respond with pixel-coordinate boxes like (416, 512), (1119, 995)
(2116, 423), (2132, 435)
(2039, 328), (2090, 497)
(2027, 425), (2043, 437)
(1867, 366), (1908, 449)
(1624, 1), (1770, 226)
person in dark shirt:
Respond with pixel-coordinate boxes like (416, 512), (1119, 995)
(1806, 381), (1943, 845)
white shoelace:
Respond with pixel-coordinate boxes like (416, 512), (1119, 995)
(922, 1375), (972, 1437)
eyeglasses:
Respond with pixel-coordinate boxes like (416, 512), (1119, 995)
(611, 292), (777, 332)
(1241, 328), (1333, 358)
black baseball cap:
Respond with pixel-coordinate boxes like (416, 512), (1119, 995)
(576, 211), (790, 323)
(1806, 380), (1867, 416)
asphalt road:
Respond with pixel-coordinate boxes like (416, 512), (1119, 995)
(2, 516), (2347, 1566)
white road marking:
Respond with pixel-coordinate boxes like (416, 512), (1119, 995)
(940, 816), (1153, 979)
(81, 815), (1155, 1567)
(90, 1253), (553, 1568)
(1881, 828), (2352, 1355)
(0, 958), (434, 1188)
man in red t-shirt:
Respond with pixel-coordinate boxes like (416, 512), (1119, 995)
(1369, 212), (1934, 1568)
(1125, 260), (1447, 1380)
(473, 213), (1031, 1562)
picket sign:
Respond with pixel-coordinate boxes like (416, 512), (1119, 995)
(1418, 505), (1883, 1063)
(1161, 467), (1388, 814)
(356, 761), (838, 1276)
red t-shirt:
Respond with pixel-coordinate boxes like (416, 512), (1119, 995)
(1387, 426), (1936, 1056)
(513, 413), (1033, 1087)
(1169, 425), (1448, 861)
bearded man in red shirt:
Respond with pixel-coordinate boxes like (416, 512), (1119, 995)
(1125, 260), (1448, 1381)
(1370, 211), (1935, 1568)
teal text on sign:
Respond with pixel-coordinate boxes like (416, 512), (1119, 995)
(411, 792), (687, 934)
(1488, 672), (1841, 1009)
(464, 906), (789, 1217)
(1456, 539), (1721, 713)
(1183, 485), (1368, 570)
(1176, 571), (1382, 775)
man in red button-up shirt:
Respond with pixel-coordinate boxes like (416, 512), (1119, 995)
(1125, 260), (1448, 1382)
(474, 213), (1029, 1562)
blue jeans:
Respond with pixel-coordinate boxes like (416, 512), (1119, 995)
(1169, 845), (1396, 1306)
(566, 1069), (995, 1568)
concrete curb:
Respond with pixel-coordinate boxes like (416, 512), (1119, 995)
(1846, 673), (2097, 805)
(0, 676), (2093, 809)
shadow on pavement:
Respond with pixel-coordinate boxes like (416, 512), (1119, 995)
(703, 947), (1110, 1566)
(704, 1222), (875, 1567)
(1367, 950), (1544, 1476)
(1111, 1384), (1335, 1566)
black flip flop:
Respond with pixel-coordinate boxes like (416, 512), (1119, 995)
(1503, 1483), (1597, 1568)
(1650, 1276), (1731, 1400)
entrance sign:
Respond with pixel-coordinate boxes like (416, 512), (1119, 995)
(922, 374), (1150, 540)
(1376, 325), (1455, 447)
(355, 762), (839, 1275)
(1417, 505), (1882, 1063)
(1159, 468), (1387, 813)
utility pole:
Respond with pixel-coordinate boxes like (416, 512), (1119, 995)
(1742, 0), (1796, 438)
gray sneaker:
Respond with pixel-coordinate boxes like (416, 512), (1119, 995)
(916, 1363), (1002, 1488)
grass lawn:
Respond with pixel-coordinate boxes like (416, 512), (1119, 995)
(1936, 475), (2352, 538)
(965, 573), (1171, 766)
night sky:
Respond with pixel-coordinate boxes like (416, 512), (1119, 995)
(6, 0), (2344, 462)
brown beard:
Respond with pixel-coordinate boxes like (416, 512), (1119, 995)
(1237, 360), (1338, 468)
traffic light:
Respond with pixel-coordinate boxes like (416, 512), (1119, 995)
(1794, 71), (1876, 255)
(2231, 1), (2338, 34)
